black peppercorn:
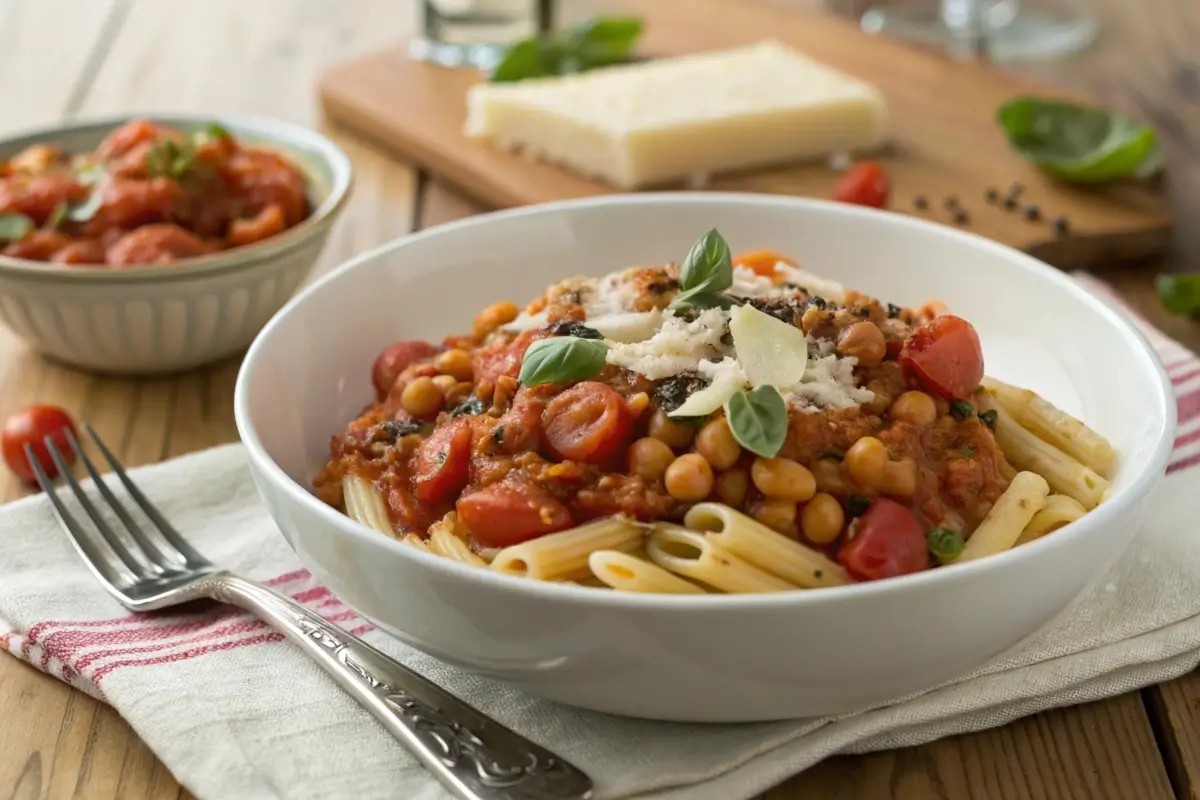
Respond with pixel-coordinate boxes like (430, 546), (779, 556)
(1053, 216), (1070, 235)
(1002, 196), (1018, 211)
(1022, 204), (1041, 221)
(914, 195), (929, 210)
(985, 187), (999, 203)
(953, 209), (970, 225)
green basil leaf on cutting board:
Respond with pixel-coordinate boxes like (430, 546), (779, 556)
(996, 96), (1162, 184)
(1156, 274), (1200, 320)
(491, 15), (642, 83)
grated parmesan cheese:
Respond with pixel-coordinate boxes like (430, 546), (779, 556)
(605, 308), (732, 380)
(785, 337), (874, 411)
(775, 264), (846, 303)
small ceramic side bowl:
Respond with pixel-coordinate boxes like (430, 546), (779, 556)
(0, 114), (352, 374)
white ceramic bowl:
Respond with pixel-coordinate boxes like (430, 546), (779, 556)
(0, 115), (352, 375)
(235, 194), (1174, 723)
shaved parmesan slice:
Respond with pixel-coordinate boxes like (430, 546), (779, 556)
(668, 358), (748, 418)
(588, 310), (663, 343)
(502, 310), (550, 333)
(729, 304), (808, 388)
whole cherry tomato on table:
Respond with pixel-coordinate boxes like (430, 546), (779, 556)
(1, 405), (78, 484)
(833, 162), (890, 209)
(837, 498), (929, 582)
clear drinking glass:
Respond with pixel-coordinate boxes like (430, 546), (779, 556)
(859, 0), (1098, 61)
(409, 0), (553, 70)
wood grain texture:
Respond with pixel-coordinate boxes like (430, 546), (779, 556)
(320, 0), (1174, 269)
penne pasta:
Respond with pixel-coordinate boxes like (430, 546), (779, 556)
(587, 550), (708, 594)
(1015, 494), (1087, 546)
(428, 514), (488, 567)
(646, 524), (798, 593)
(684, 503), (849, 588)
(490, 517), (644, 582)
(342, 474), (394, 537)
(400, 533), (432, 553)
(983, 377), (1118, 478)
(988, 405), (1108, 510)
(956, 471), (1050, 562)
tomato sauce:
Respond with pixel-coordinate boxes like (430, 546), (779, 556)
(0, 119), (310, 267)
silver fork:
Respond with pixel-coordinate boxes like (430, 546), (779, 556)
(27, 424), (593, 800)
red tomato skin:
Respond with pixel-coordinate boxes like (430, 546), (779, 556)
(411, 418), (473, 504)
(456, 482), (575, 548)
(838, 498), (928, 582)
(900, 315), (984, 401)
(541, 382), (633, 464)
(1, 405), (78, 484)
(371, 340), (440, 400)
(833, 162), (890, 208)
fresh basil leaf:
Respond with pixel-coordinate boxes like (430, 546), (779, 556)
(204, 122), (231, 140)
(491, 39), (551, 83)
(47, 202), (68, 230)
(724, 385), (788, 458)
(518, 336), (609, 386)
(490, 15), (642, 83)
(678, 228), (733, 293)
(1156, 273), (1200, 319)
(0, 213), (34, 242)
(996, 96), (1160, 184)
(145, 138), (195, 180)
(68, 189), (104, 223)
(571, 16), (642, 68)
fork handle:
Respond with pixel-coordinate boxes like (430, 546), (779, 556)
(206, 574), (594, 800)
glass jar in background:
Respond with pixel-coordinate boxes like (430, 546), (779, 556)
(410, 0), (554, 69)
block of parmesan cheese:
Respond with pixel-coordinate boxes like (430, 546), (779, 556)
(464, 41), (887, 190)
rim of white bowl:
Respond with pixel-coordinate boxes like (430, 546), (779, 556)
(235, 192), (1176, 611)
(0, 113), (353, 284)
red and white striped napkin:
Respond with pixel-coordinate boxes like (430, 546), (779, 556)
(1, 274), (1199, 800)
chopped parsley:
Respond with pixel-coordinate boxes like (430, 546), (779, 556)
(978, 409), (998, 428)
(846, 495), (871, 517)
(450, 394), (487, 416)
(949, 400), (974, 421)
(379, 420), (425, 441)
(955, 445), (976, 457)
(654, 373), (711, 414)
(887, 303), (902, 318)
(928, 527), (965, 563)
(544, 320), (603, 340)
(492, 425), (506, 445)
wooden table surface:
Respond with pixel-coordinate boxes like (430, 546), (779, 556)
(1, 0), (1198, 798)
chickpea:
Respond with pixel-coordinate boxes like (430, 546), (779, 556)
(432, 374), (458, 394)
(695, 417), (741, 471)
(627, 392), (651, 418)
(399, 376), (444, 418)
(844, 436), (888, 487)
(751, 457), (816, 502)
(715, 467), (750, 507)
(889, 391), (937, 426)
(881, 460), (919, 497)
(434, 348), (474, 381)
(473, 301), (519, 336)
(628, 437), (676, 484)
(648, 409), (695, 450)
(801, 492), (845, 545)
(664, 454), (715, 501)
(811, 457), (849, 494)
(754, 499), (797, 534)
(836, 321), (886, 367)
(445, 381), (473, 405)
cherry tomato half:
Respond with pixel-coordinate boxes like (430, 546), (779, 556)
(411, 418), (472, 504)
(732, 249), (797, 277)
(900, 315), (984, 401)
(456, 481), (574, 548)
(833, 162), (890, 209)
(1, 405), (78, 484)
(371, 340), (440, 400)
(838, 498), (928, 582)
(541, 382), (633, 464)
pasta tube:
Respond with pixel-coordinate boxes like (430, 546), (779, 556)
(1015, 494), (1087, 546)
(956, 471), (1050, 562)
(490, 517), (643, 581)
(646, 524), (797, 593)
(989, 406), (1108, 510)
(428, 513), (488, 567)
(684, 503), (849, 588)
(587, 550), (707, 594)
(983, 377), (1118, 478)
(342, 474), (394, 537)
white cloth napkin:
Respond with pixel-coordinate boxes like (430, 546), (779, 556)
(2, 274), (1198, 800)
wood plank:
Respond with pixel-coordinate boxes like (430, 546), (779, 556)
(1148, 678), (1200, 800)
(0, 2), (422, 800)
(320, 0), (1174, 269)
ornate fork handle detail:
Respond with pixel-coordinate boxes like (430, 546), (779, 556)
(209, 574), (594, 800)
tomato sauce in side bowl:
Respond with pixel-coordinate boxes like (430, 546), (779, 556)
(0, 115), (351, 374)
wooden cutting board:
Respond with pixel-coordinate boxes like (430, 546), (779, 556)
(318, 0), (1172, 269)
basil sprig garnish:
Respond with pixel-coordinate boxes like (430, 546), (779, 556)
(0, 213), (34, 242)
(491, 15), (643, 83)
(668, 228), (741, 312)
(724, 385), (788, 458)
(996, 96), (1162, 184)
(518, 336), (609, 386)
